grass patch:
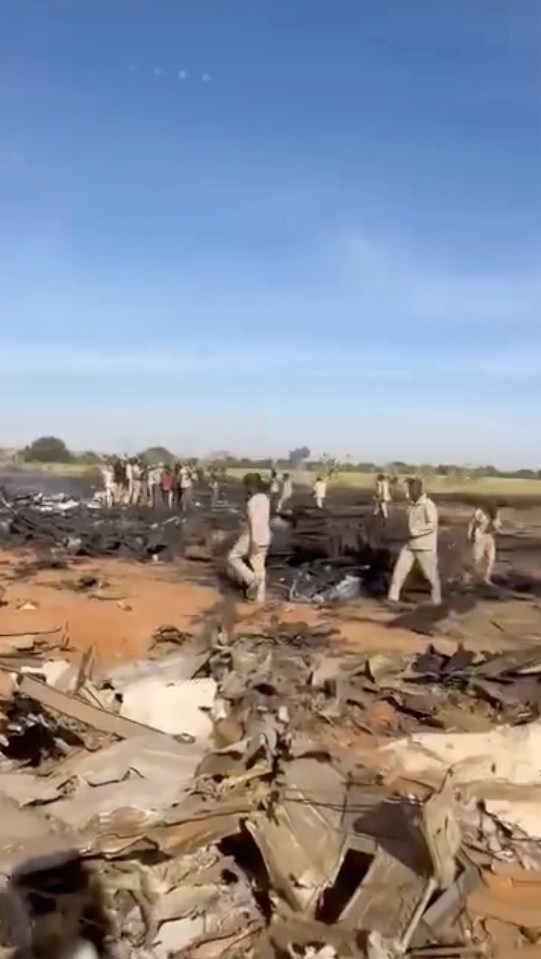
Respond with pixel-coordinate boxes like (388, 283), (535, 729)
(227, 467), (541, 496)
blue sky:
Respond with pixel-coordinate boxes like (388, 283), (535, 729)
(1, 1), (540, 464)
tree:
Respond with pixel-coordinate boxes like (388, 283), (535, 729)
(288, 446), (311, 467)
(320, 453), (339, 478)
(140, 446), (175, 465)
(78, 450), (101, 465)
(208, 450), (233, 462)
(21, 436), (73, 463)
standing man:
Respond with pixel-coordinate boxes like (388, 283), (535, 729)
(130, 458), (143, 505)
(269, 468), (280, 512)
(277, 472), (293, 512)
(209, 468), (220, 509)
(388, 477), (441, 605)
(313, 475), (327, 509)
(112, 457), (125, 506)
(160, 464), (173, 508)
(227, 473), (271, 603)
(468, 502), (501, 585)
(101, 460), (115, 508)
(179, 463), (193, 512)
(374, 473), (391, 520)
(125, 458), (134, 505)
(148, 463), (162, 508)
(140, 461), (149, 505)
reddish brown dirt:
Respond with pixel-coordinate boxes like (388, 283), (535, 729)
(0, 551), (217, 665)
(0, 547), (475, 668)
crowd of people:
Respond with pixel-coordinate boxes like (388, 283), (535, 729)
(99, 457), (221, 511)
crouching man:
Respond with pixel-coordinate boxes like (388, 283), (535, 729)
(388, 477), (441, 605)
(227, 473), (271, 603)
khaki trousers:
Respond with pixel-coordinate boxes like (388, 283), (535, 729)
(389, 546), (441, 604)
(227, 531), (268, 602)
(472, 533), (496, 583)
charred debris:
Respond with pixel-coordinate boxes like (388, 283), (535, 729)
(0, 489), (451, 605)
(0, 619), (540, 959)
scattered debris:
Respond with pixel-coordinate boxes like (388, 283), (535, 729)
(0, 482), (540, 957)
(0, 620), (538, 959)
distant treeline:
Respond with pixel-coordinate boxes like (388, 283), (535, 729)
(1, 437), (539, 480)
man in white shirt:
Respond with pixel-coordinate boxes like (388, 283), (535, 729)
(130, 459), (142, 505)
(100, 461), (114, 508)
(179, 464), (193, 512)
(374, 473), (391, 520)
(388, 477), (441, 605)
(313, 476), (327, 509)
(277, 472), (293, 512)
(227, 473), (271, 602)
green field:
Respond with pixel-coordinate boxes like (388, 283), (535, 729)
(227, 467), (541, 497)
(0, 460), (95, 477)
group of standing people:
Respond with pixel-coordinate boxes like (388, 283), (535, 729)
(269, 470), (294, 512)
(100, 457), (207, 511)
(269, 470), (329, 511)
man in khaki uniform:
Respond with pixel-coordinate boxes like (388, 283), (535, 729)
(227, 473), (271, 603)
(388, 478), (441, 605)
(468, 503), (501, 584)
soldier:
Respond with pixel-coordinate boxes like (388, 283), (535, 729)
(227, 473), (271, 603)
(388, 477), (441, 605)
